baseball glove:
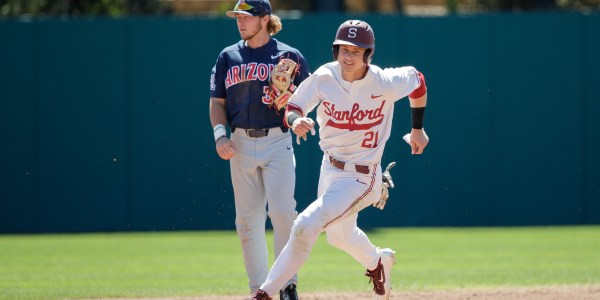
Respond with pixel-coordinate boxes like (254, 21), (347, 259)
(267, 58), (299, 110)
(373, 162), (396, 210)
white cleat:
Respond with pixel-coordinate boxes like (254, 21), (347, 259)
(365, 248), (396, 299)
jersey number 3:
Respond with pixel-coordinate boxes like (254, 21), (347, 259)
(362, 131), (379, 148)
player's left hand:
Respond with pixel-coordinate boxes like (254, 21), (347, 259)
(373, 162), (396, 210)
(291, 117), (315, 145)
(409, 128), (429, 155)
(267, 58), (299, 110)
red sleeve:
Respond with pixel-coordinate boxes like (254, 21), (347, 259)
(408, 72), (427, 99)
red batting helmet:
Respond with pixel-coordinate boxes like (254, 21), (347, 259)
(332, 20), (375, 64)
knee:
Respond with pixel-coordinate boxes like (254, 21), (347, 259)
(287, 215), (320, 255)
(235, 213), (266, 237)
(291, 214), (320, 242)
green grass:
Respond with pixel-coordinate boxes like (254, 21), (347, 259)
(0, 226), (599, 300)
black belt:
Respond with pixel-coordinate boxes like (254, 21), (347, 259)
(234, 127), (289, 138)
(329, 156), (370, 174)
(246, 129), (269, 138)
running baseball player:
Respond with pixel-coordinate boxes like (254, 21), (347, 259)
(247, 20), (429, 300)
(208, 0), (310, 299)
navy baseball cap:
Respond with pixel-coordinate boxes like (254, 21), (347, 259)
(226, 0), (272, 18)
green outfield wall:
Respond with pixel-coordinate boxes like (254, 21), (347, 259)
(1, 13), (599, 233)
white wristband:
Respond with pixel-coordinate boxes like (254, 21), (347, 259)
(213, 124), (226, 141)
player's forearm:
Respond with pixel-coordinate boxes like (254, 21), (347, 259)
(209, 97), (228, 127)
(409, 93), (427, 130)
(283, 103), (303, 128)
(408, 71), (427, 129)
(409, 93), (427, 108)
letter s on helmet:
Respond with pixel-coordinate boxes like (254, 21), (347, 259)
(332, 20), (375, 64)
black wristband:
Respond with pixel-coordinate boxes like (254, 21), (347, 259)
(286, 112), (301, 128)
(411, 107), (425, 129)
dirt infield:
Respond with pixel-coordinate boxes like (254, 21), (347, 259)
(94, 284), (600, 300)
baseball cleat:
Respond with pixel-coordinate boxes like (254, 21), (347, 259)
(365, 248), (396, 299)
(246, 289), (272, 300)
(279, 283), (298, 300)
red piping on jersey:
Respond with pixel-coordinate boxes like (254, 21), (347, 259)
(322, 164), (378, 229)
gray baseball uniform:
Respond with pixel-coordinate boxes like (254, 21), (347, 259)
(210, 36), (310, 292)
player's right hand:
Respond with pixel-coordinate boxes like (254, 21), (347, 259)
(215, 137), (237, 160)
(291, 117), (315, 144)
(409, 128), (429, 155)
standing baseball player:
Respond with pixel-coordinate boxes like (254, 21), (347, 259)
(208, 0), (310, 299)
(247, 20), (429, 300)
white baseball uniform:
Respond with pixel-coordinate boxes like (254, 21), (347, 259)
(258, 61), (422, 295)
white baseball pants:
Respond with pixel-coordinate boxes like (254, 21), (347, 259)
(259, 155), (383, 296)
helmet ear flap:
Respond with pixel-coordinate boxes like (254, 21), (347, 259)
(364, 48), (372, 64)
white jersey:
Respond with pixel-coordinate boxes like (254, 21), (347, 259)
(288, 61), (422, 165)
